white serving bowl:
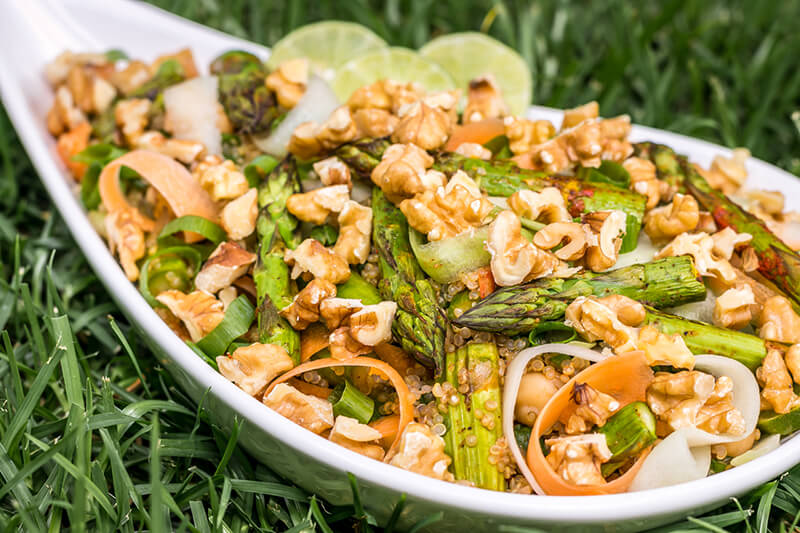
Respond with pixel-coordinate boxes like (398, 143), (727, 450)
(2, 1), (799, 530)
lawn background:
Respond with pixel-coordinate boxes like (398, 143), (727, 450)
(1, 0), (800, 531)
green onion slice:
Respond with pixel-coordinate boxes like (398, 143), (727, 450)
(138, 246), (203, 307)
(196, 295), (256, 357)
(158, 215), (227, 245)
(244, 154), (280, 187)
(328, 380), (375, 424)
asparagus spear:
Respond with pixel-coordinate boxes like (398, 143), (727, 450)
(254, 158), (302, 363)
(636, 142), (800, 311)
(210, 50), (279, 135)
(372, 188), (449, 375)
(337, 141), (647, 251)
(442, 343), (505, 491)
(454, 257), (706, 335)
(598, 401), (657, 477)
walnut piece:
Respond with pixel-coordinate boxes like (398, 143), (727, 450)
(155, 290), (225, 342)
(399, 170), (493, 241)
(583, 210), (627, 272)
(313, 156), (352, 188)
(462, 75), (507, 124)
(263, 383), (334, 434)
(265, 58), (308, 109)
(711, 227), (753, 261)
(655, 232), (737, 282)
(280, 279), (337, 330)
(66, 65), (116, 114)
(195, 241), (256, 294)
(544, 433), (611, 487)
(352, 108), (399, 138)
(334, 201), (372, 264)
(643, 193), (700, 241)
(741, 189), (785, 215)
(111, 59), (151, 95)
(646, 371), (746, 435)
(697, 148), (750, 194)
(329, 326), (372, 360)
(504, 117), (555, 156)
(757, 349), (800, 414)
(623, 157), (661, 210)
(370, 143), (439, 203)
(46, 85), (88, 136)
(288, 106), (360, 159)
(533, 222), (590, 261)
(220, 188), (258, 240)
(564, 296), (641, 353)
(349, 302), (397, 346)
(45, 51), (109, 87)
(105, 208), (155, 281)
(713, 285), (755, 330)
(193, 155), (249, 202)
(319, 298), (364, 330)
(329, 416), (385, 461)
(115, 98), (151, 144)
(217, 343), (294, 397)
(453, 142), (492, 160)
(391, 101), (452, 151)
(347, 80), (394, 112)
(385, 422), (454, 481)
(637, 324), (695, 369)
(135, 131), (205, 164)
(759, 296), (800, 344)
(284, 239), (350, 284)
(286, 185), (350, 225)
(565, 383), (621, 434)
(785, 344), (800, 387)
(508, 187), (571, 224)
(487, 210), (561, 286)
(561, 101), (599, 130)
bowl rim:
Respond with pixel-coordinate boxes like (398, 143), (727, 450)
(2, 3), (799, 524)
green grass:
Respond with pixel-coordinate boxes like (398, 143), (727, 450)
(1, 0), (800, 531)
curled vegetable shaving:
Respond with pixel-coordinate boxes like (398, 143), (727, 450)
(264, 357), (414, 455)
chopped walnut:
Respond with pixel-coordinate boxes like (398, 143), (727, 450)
(758, 296), (800, 344)
(647, 371), (746, 435)
(637, 324), (695, 369)
(195, 241), (256, 294)
(487, 210), (561, 286)
(319, 298), (364, 330)
(564, 296), (640, 353)
(111, 60), (151, 95)
(313, 156), (352, 188)
(220, 188), (258, 240)
(329, 327), (371, 360)
(561, 101), (599, 130)
(422, 90), (460, 122)
(623, 157), (661, 209)
(453, 142), (492, 160)
(280, 279), (337, 330)
(643, 193), (700, 241)
(286, 185), (350, 225)
(655, 232), (737, 282)
(45, 51), (109, 87)
(329, 416), (385, 461)
(349, 302), (397, 346)
(711, 227), (753, 261)
(352, 108), (399, 138)
(105, 208), (155, 281)
(522, 138), (572, 174)
(385, 422), (454, 481)
(757, 349), (800, 414)
(64, 65), (116, 115)
(334, 201), (372, 264)
(370, 143), (441, 203)
(508, 187), (571, 224)
(135, 131), (205, 164)
(565, 383), (621, 434)
(786, 345), (800, 386)
(217, 343), (294, 397)
(545, 433), (611, 487)
(696, 148), (750, 194)
(399, 170), (493, 241)
(347, 80), (394, 112)
(741, 189), (785, 216)
(115, 98), (151, 144)
(284, 239), (350, 284)
(462, 75), (507, 124)
(289, 106), (360, 159)
(56, 122), (92, 179)
(533, 222), (590, 261)
(265, 58), (308, 109)
(697, 211), (718, 234)
(583, 210), (627, 272)
(263, 383), (334, 434)
(713, 285), (755, 330)
(151, 48), (199, 78)
(504, 117), (556, 156)
(193, 155), (249, 202)
(218, 286), (238, 309)
(46, 86), (88, 136)
(155, 290), (225, 342)
(391, 101), (452, 151)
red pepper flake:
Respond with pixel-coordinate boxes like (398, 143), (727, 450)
(476, 266), (496, 298)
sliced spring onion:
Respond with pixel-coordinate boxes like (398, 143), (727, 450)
(158, 215), (227, 245)
(482, 134), (512, 159)
(730, 434), (781, 467)
(244, 154), (280, 187)
(309, 224), (339, 246)
(409, 226), (491, 284)
(186, 340), (218, 369)
(328, 380), (375, 424)
(336, 272), (381, 304)
(528, 322), (577, 345)
(577, 161), (631, 189)
(196, 295), (256, 357)
(138, 246), (203, 307)
(72, 143), (127, 166)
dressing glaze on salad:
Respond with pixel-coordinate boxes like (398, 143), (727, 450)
(42, 26), (800, 495)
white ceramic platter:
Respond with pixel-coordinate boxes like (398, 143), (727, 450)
(2, 1), (799, 531)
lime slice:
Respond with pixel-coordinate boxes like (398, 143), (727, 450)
(331, 47), (455, 102)
(419, 32), (532, 115)
(266, 21), (388, 80)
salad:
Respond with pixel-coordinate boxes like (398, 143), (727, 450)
(42, 22), (800, 496)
